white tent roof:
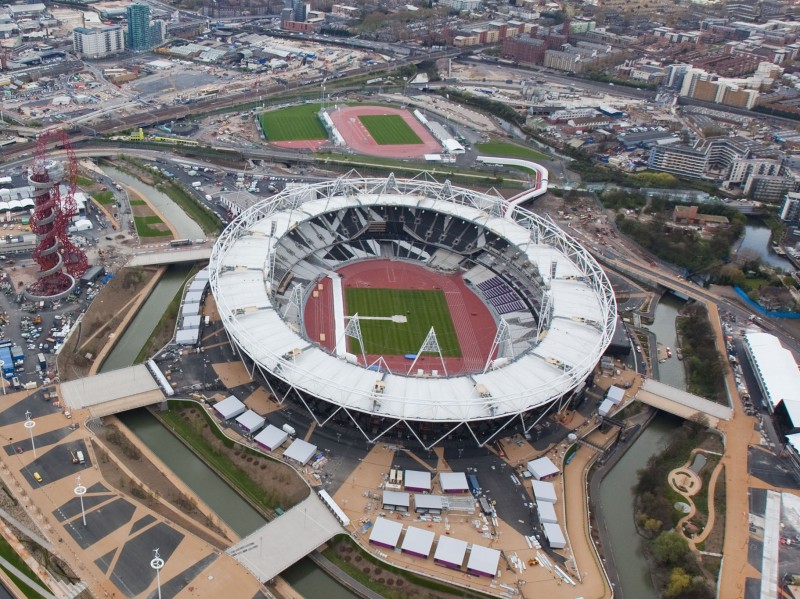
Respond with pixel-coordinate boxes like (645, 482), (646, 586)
(543, 522), (566, 548)
(531, 480), (557, 503)
(598, 398), (615, 417)
(527, 456), (560, 480)
(283, 438), (317, 465)
(175, 329), (200, 345)
(439, 472), (469, 492)
(434, 536), (468, 567)
(606, 385), (625, 404)
(214, 395), (246, 420)
(745, 332), (800, 422)
(401, 526), (435, 556)
(236, 409), (266, 432)
(369, 517), (403, 547)
(184, 291), (204, 304)
(405, 470), (432, 491)
(254, 424), (288, 450)
(467, 544), (501, 577)
(182, 302), (201, 317)
(537, 500), (558, 523)
(182, 315), (202, 329)
(382, 490), (410, 508)
(188, 279), (208, 294)
(414, 494), (443, 511)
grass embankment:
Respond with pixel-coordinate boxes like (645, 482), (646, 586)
(677, 303), (727, 404)
(476, 140), (549, 161)
(157, 180), (220, 236)
(323, 535), (494, 599)
(91, 190), (114, 206)
(0, 536), (50, 599)
(133, 215), (171, 238)
(158, 401), (299, 517)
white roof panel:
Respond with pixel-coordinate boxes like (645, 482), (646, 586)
(182, 302), (201, 316)
(606, 385), (625, 404)
(745, 332), (800, 418)
(175, 329), (200, 345)
(254, 424), (288, 450)
(405, 470), (432, 491)
(414, 494), (443, 510)
(401, 526), (435, 556)
(537, 500), (558, 523)
(284, 439), (318, 465)
(439, 472), (469, 492)
(214, 395), (246, 419)
(531, 480), (557, 503)
(467, 544), (501, 577)
(382, 490), (411, 508)
(527, 456), (560, 480)
(543, 522), (566, 548)
(369, 517), (403, 547)
(236, 409), (266, 432)
(434, 536), (468, 567)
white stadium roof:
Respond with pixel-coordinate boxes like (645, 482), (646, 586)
(744, 332), (800, 422)
(210, 175), (615, 445)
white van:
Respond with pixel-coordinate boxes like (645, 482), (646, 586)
(75, 450), (85, 465)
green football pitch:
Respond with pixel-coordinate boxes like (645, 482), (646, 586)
(259, 103), (328, 141)
(358, 115), (423, 145)
(344, 288), (461, 357)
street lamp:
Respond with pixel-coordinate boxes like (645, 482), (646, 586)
(0, 361), (5, 395)
(24, 411), (36, 458)
(151, 548), (164, 599)
(74, 476), (87, 527)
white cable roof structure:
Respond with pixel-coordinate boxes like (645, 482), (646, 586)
(210, 173), (616, 449)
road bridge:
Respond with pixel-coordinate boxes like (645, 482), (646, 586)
(636, 378), (733, 428)
(60, 364), (168, 418)
(227, 494), (345, 583)
(127, 247), (212, 267)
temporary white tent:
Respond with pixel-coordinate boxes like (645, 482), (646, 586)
(606, 385), (625, 404)
(182, 302), (201, 317)
(283, 439), (317, 465)
(434, 536), (468, 569)
(439, 472), (469, 494)
(175, 329), (200, 346)
(527, 456), (560, 480)
(214, 395), (246, 420)
(598, 398), (615, 417)
(414, 494), (443, 514)
(466, 544), (501, 578)
(382, 490), (411, 512)
(401, 526), (435, 558)
(254, 424), (288, 451)
(543, 522), (566, 549)
(405, 470), (432, 492)
(369, 517), (403, 549)
(182, 315), (202, 329)
(236, 409), (266, 434)
(184, 291), (204, 304)
(537, 501), (558, 524)
(531, 480), (557, 503)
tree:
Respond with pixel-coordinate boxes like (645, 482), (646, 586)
(653, 532), (690, 565)
(665, 568), (692, 598)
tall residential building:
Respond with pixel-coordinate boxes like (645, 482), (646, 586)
(292, 0), (307, 22)
(780, 192), (800, 227)
(127, 3), (151, 51)
(73, 25), (125, 58)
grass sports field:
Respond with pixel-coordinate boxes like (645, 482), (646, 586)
(259, 103), (327, 141)
(358, 115), (423, 145)
(344, 288), (461, 357)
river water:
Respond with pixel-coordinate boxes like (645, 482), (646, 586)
(598, 296), (687, 599)
(739, 222), (794, 271)
(99, 165), (205, 241)
(99, 265), (194, 371)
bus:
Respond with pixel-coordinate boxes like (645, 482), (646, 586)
(170, 239), (193, 247)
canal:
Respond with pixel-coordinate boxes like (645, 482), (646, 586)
(598, 294), (687, 599)
(739, 221), (794, 271)
(100, 165), (205, 241)
(103, 265), (356, 597)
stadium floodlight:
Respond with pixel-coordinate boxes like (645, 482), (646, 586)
(343, 313), (367, 366)
(407, 327), (447, 377)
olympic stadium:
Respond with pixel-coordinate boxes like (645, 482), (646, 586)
(209, 172), (616, 448)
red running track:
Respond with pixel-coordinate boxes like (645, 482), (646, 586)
(303, 259), (497, 375)
(328, 105), (442, 159)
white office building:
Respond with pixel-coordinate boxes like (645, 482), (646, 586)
(73, 25), (125, 58)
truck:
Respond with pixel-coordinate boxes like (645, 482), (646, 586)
(282, 423), (296, 436)
(191, 181), (202, 189)
(467, 474), (480, 497)
(38, 353), (47, 371)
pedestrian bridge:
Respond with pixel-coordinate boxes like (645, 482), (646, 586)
(60, 362), (173, 418)
(127, 247), (212, 267)
(636, 378), (733, 428)
(227, 494), (345, 582)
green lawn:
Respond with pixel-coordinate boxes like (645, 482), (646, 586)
(0, 535), (50, 599)
(129, 199), (146, 206)
(344, 288), (461, 356)
(259, 103), (328, 141)
(476, 140), (549, 161)
(133, 215), (171, 237)
(359, 115), (422, 145)
(92, 191), (114, 206)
